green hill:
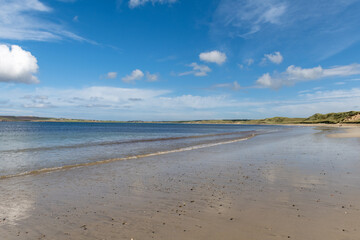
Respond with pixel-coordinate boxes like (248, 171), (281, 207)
(302, 111), (360, 124)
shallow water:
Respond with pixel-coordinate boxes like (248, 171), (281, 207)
(0, 122), (284, 177)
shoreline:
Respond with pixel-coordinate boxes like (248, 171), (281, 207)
(1, 119), (359, 127)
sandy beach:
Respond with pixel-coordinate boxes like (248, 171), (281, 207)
(327, 127), (360, 138)
(1, 126), (360, 240)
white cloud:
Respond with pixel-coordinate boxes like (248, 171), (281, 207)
(213, 81), (242, 91)
(213, 81), (241, 91)
(20, 95), (53, 108)
(158, 95), (234, 109)
(199, 50), (227, 65)
(146, 72), (159, 82)
(23, 103), (52, 108)
(0, 45), (39, 84)
(212, 0), (287, 37)
(122, 69), (144, 83)
(245, 58), (254, 66)
(272, 88), (360, 117)
(233, 81), (241, 90)
(264, 51), (283, 64)
(334, 82), (345, 85)
(179, 63), (211, 77)
(0, 86), (251, 120)
(0, 0), (85, 42)
(256, 73), (272, 87)
(323, 64), (360, 77)
(128, 0), (177, 8)
(1, 85), (360, 120)
(212, 1), (360, 60)
(105, 72), (117, 79)
(301, 88), (360, 101)
(238, 59), (254, 69)
(256, 63), (360, 89)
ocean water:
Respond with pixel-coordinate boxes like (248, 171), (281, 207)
(0, 122), (284, 178)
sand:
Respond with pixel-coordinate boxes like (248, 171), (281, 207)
(1, 126), (360, 240)
(327, 127), (360, 138)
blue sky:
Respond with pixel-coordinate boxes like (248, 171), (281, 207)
(0, 0), (360, 120)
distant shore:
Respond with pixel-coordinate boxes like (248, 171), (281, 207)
(1, 111), (359, 125)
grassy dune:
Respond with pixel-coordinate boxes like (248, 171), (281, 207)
(301, 111), (360, 124)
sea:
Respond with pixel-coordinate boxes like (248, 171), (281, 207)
(0, 122), (285, 178)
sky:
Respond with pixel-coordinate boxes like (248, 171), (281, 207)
(0, 0), (360, 121)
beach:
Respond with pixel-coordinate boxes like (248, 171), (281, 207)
(1, 125), (360, 239)
(327, 127), (360, 138)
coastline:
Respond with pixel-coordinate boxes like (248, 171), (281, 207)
(1, 119), (359, 127)
(1, 111), (360, 126)
(1, 126), (360, 239)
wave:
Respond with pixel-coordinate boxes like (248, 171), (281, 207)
(0, 131), (255, 154)
(0, 133), (256, 180)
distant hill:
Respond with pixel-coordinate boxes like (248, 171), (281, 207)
(1, 111), (359, 124)
(0, 116), (52, 122)
(175, 111), (360, 125)
(0, 116), (115, 123)
(302, 111), (360, 124)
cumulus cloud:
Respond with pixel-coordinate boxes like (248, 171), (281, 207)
(0, 0), (85, 42)
(256, 63), (360, 89)
(105, 72), (117, 79)
(199, 50), (227, 65)
(263, 51), (283, 64)
(256, 73), (272, 87)
(146, 72), (159, 82)
(122, 69), (144, 83)
(128, 0), (177, 8)
(0, 44), (39, 84)
(179, 63), (211, 77)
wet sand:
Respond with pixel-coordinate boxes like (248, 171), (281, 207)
(327, 127), (360, 138)
(1, 126), (360, 240)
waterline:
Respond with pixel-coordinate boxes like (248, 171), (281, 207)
(0, 134), (255, 180)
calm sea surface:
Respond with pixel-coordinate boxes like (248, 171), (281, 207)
(0, 122), (285, 177)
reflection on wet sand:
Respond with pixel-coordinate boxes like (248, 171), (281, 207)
(1, 126), (360, 240)
(0, 193), (33, 226)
